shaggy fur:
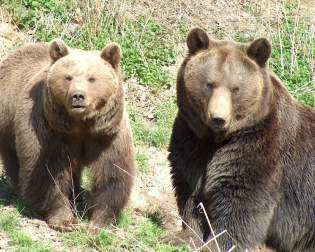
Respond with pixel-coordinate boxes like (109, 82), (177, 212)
(0, 40), (135, 232)
(168, 28), (315, 251)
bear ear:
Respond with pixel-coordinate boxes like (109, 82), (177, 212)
(49, 39), (69, 62)
(187, 28), (210, 55)
(101, 42), (121, 69)
(247, 38), (271, 67)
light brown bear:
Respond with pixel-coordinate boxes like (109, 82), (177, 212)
(0, 39), (135, 232)
(168, 28), (315, 251)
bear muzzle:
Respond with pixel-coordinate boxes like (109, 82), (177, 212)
(208, 114), (230, 132)
(68, 90), (88, 114)
(207, 87), (232, 132)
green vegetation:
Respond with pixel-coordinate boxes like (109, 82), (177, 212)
(136, 152), (149, 174)
(238, 3), (314, 107)
(0, 177), (49, 251)
(270, 14), (314, 107)
(2, 0), (177, 89)
(0, 208), (50, 251)
(129, 97), (177, 148)
(1, 0), (70, 29)
(62, 209), (189, 252)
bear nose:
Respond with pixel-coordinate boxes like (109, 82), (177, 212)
(211, 114), (226, 127)
(69, 90), (87, 109)
(70, 91), (86, 103)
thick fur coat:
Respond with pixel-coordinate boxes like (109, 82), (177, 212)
(0, 40), (135, 232)
(168, 28), (315, 251)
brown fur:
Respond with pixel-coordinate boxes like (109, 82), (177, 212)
(0, 40), (135, 232)
(168, 28), (315, 251)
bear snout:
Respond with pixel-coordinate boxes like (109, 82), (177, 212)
(207, 88), (232, 131)
(68, 90), (87, 112)
(210, 114), (226, 128)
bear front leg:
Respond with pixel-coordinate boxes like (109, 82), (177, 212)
(168, 116), (211, 246)
(17, 144), (78, 231)
(88, 177), (132, 233)
(202, 177), (278, 251)
(46, 201), (78, 231)
(85, 133), (135, 233)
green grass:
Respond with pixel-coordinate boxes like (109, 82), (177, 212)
(62, 209), (189, 252)
(0, 0), (70, 30)
(81, 167), (93, 192)
(237, 3), (314, 107)
(2, 0), (177, 89)
(129, 97), (177, 148)
(270, 12), (314, 107)
(0, 177), (52, 251)
(136, 152), (150, 174)
(0, 208), (50, 251)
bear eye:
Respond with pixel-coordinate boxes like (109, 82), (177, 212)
(88, 77), (96, 83)
(232, 87), (240, 94)
(206, 82), (214, 89)
(65, 75), (73, 81)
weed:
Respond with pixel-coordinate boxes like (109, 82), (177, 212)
(136, 152), (149, 174)
(0, 209), (19, 232)
(1, 0), (70, 29)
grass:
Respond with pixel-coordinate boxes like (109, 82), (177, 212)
(62, 209), (189, 252)
(0, 208), (50, 251)
(136, 152), (150, 174)
(237, 2), (314, 107)
(0, 177), (50, 251)
(129, 97), (177, 148)
(270, 4), (314, 107)
(2, 0), (177, 89)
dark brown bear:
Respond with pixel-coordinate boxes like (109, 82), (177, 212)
(168, 28), (315, 251)
(0, 39), (135, 232)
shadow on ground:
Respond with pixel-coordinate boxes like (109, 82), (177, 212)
(0, 175), (40, 218)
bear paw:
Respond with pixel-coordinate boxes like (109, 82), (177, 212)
(87, 216), (115, 235)
(47, 206), (79, 232)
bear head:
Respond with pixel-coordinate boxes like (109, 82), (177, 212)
(178, 28), (273, 140)
(44, 39), (124, 136)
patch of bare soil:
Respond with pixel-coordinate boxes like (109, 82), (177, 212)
(20, 218), (64, 249)
(129, 146), (181, 231)
(0, 231), (12, 252)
